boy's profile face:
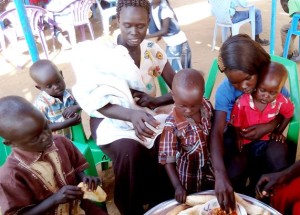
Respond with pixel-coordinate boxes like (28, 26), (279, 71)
(35, 67), (66, 98)
(5, 111), (53, 152)
(253, 72), (283, 104)
(173, 86), (203, 119)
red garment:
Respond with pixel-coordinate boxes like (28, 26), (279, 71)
(231, 93), (294, 144)
(271, 177), (300, 214)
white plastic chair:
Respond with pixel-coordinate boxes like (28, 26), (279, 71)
(95, 0), (117, 36)
(47, 0), (95, 48)
(0, 5), (50, 59)
(209, 0), (255, 50)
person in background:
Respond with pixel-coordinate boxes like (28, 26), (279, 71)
(0, 95), (107, 215)
(230, 0), (270, 46)
(280, 0), (300, 61)
(159, 68), (214, 204)
(209, 34), (289, 213)
(30, 59), (81, 140)
(146, 0), (191, 72)
(71, 0), (176, 214)
(230, 62), (293, 197)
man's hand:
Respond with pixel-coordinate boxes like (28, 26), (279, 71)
(256, 172), (285, 199)
(240, 124), (271, 140)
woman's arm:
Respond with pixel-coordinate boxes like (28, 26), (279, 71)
(132, 61), (175, 109)
(210, 110), (235, 212)
(240, 114), (284, 140)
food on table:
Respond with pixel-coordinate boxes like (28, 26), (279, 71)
(77, 182), (107, 202)
(166, 204), (191, 215)
(186, 195), (215, 206)
(234, 193), (270, 215)
(208, 208), (238, 215)
(178, 204), (204, 215)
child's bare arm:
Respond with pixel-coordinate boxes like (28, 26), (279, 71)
(165, 163), (187, 203)
(22, 185), (83, 215)
(270, 117), (292, 142)
(49, 114), (81, 131)
(63, 105), (82, 119)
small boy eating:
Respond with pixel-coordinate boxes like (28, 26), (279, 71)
(30, 59), (81, 139)
(0, 96), (107, 215)
(159, 69), (215, 203)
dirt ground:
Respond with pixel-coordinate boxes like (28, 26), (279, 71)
(0, 0), (299, 214)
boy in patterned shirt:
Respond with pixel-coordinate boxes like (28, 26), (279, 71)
(0, 96), (107, 215)
(30, 59), (81, 139)
(159, 68), (215, 203)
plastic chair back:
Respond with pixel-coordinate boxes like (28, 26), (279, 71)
(71, 123), (111, 169)
(0, 136), (12, 167)
(209, 0), (255, 50)
(206, 55), (300, 161)
(48, 0), (95, 47)
(0, 5), (49, 59)
(270, 55), (300, 161)
(95, 0), (117, 35)
(282, 13), (300, 58)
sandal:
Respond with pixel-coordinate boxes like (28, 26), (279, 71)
(255, 38), (270, 46)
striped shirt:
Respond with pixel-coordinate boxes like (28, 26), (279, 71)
(159, 98), (215, 193)
(34, 90), (77, 139)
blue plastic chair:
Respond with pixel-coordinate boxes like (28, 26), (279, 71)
(0, 136), (12, 167)
(282, 13), (300, 58)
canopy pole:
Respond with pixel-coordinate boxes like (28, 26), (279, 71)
(14, 0), (39, 62)
(270, 0), (277, 55)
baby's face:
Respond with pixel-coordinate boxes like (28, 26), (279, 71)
(9, 112), (53, 152)
(253, 75), (282, 104)
(173, 87), (203, 119)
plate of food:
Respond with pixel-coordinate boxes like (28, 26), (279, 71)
(201, 198), (247, 215)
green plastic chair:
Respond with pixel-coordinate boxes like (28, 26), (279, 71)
(0, 136), (12, 167)
(71, 123), (111, 170)
(205, 55), (300, 161)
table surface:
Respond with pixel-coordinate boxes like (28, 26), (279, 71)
(144, 190), (282, 215)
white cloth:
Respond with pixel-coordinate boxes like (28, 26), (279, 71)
(72, 36), (170, 148)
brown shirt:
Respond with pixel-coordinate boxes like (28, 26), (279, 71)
(0, 135), (89, 215)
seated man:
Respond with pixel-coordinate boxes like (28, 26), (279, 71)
(280, 0), (300, 61)
(230, 0), (270, 46)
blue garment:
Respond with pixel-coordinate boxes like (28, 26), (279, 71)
(215, 78), (290, 122)
(148, 4), (180, 36)
(231, 8), (262, 35)
(166, 41), (191, 71)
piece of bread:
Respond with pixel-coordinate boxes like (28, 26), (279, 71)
(234, 193), (265, 215)
(78, 182), (107, 202)
(166, 204), (191, 215)
(178, 204), (204, 215)
(185, 194), (215, 206)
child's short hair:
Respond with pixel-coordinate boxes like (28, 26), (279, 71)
(0, 96), (39, 139)
(29, 59), (61, 84)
